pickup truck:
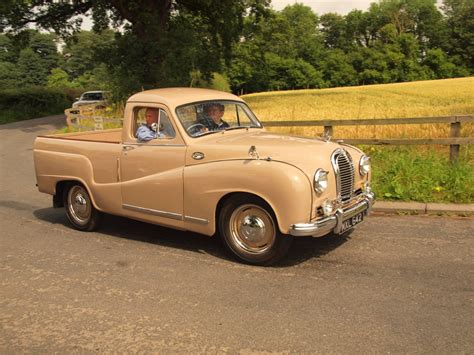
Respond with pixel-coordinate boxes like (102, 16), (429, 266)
(34, 88), (374, 265)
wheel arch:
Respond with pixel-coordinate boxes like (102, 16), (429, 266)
(215, 191), (280, 235)
(54, 179), (98, 209)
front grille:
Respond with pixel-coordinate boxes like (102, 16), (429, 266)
(332, 150), (355, 202)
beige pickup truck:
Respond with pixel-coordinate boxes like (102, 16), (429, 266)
(34, 88), (374, 265)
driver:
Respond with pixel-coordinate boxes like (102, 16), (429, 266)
(198, 103), (230, 131)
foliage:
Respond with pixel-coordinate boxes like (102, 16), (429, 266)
(190, 71), (231, 92)
(47, 68), (70, 89)
(369, 146), (473, 203)
(0, 87), (71, 124)
(0, 0), (473, 98)
(1, 0), (269, 99)
(0, 31), (60, 89)
(226, 1), (472, 93)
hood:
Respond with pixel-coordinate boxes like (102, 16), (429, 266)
(186, 130), (363, 177)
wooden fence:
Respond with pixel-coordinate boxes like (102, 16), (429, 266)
(261, 115), (473, 162)
(65, 107), (473, 162)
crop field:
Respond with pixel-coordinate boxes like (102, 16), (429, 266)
(243, 77), (474, 140)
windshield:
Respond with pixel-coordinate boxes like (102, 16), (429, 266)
(175, 100), (262, 137)
(82, 92), (104, 101)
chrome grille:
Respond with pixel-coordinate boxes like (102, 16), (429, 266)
(332, 149), (355, 202)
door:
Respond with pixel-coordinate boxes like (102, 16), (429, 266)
(120, 105), (186, 229)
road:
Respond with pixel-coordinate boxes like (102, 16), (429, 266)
(1, 116), (473, 352)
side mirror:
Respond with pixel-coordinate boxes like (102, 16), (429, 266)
(74, 97), (79, 101)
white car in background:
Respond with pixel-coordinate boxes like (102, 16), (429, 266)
(72, 91), (110, 110)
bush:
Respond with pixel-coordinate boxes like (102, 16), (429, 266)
(0, 87), (72, 124)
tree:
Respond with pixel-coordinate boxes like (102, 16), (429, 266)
(1, 0), (270, 97)
(46, 68), (71, 89)
(61, 30), (114, 79)
(17, 48), (49, 86)
(0, 61), (18, 89)
(320, 13), (347, 49)
(442, 0), (474, 72)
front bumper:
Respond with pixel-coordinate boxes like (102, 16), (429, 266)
(289, 191), (375, 237)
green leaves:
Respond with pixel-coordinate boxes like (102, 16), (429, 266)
(371, 146), (474, 203)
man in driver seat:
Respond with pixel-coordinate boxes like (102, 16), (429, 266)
(198, 103), (230, 131)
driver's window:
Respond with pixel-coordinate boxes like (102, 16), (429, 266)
(134, 107), (176, 141)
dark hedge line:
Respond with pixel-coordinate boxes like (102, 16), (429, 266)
(0, 87), (72, 124)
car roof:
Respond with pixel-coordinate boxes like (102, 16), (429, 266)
(127, 88), (243, 109)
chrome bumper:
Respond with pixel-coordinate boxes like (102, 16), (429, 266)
(289, 192), (375, 237)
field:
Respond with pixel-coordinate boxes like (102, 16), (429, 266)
(243, 77), (474, 140)
(243, 77), (474, 204)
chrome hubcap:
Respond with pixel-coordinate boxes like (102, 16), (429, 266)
(229, 204), (276, 254)
(68, 186), (91, 224)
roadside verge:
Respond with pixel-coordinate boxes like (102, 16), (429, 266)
(373, 201), (474, 216)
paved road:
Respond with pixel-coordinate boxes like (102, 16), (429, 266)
(1, 117), (473, 352)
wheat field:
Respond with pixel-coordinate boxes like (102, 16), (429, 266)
(243, 77), (474, 140)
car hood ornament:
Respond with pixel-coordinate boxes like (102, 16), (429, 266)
(248, 145), (260, 159)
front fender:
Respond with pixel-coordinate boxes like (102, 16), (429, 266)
(183, 159), (313, 236)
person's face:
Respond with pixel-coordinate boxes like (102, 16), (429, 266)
(205, 105), (224, 123)
(145, 109), (158, 126)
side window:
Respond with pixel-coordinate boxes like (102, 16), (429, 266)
(133, 107), (176, 141)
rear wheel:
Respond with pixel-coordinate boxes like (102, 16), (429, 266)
(63, 183), (102, 231)
(219, 195), (293, 265)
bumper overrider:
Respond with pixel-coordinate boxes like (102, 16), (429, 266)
(289, 191), (375, 237)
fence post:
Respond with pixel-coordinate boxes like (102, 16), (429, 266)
(324, 125), (333, 139)
(450, 117), (461, 162)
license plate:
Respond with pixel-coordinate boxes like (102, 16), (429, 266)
(340, 212), (364, 233)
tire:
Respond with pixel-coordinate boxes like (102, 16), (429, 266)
(219, 195), (293, 266)
(63, 183), (102, 231)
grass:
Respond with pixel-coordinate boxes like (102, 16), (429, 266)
(243, 77), (474, 203)
(369, 146), (473, 203)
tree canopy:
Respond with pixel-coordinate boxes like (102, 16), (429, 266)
(0, 0), (472, 96)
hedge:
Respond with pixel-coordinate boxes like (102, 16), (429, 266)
(0, 87), (72, 124)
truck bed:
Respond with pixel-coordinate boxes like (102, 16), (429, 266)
(38, 128), (122, 143)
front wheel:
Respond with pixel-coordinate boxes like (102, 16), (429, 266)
(219, 195), (293, 265)
(63, 183), (102, 231)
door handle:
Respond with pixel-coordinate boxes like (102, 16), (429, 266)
(123, 145), (135, 151)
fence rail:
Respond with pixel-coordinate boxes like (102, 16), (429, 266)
(66, 107), (473, 162)
(261, 115), (473, 162)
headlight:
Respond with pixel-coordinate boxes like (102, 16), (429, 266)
(314, 169), (328, 193)
(359, 155), (370, 176)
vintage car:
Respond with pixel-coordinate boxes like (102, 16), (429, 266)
(71, 90), (110, 112)
(34, 88), (374, 265)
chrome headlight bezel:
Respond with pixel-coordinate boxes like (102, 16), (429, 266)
(314, 168), (328, 193)
(359, 155), (371, 176)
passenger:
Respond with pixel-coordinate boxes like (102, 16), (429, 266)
(136, 108), (162, 142)
(198, 103), (230, 131)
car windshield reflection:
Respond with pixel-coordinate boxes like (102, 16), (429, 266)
(175, 100), (262, 137)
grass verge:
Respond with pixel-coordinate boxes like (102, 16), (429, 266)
(368, 145), (473, 203)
